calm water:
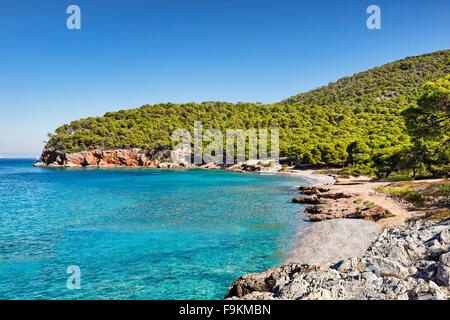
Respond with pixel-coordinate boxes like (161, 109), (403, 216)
(0, 159), (308, 299)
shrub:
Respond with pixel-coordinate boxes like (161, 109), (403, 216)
(376, 186), (427, 206)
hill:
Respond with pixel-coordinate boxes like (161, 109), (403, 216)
(44, 50), (450, 175)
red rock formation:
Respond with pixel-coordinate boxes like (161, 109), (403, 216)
(35, 148), (202, 169)
(36, 148), (154, 167)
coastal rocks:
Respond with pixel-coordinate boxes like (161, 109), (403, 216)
(224, 160), (282, 173)
(34, 149), (282, 173)
(224, 264), (321, 299)
(298, 186), (330, 195)
(292, 195), (323, 204)
(156, 161), (197, 169)
(200, 162), (221, 169)
(33, 148), (201, 169)
(348, 206), (390, 221)
(295, 184), (391, 222)
(292, 192), (357, 204)
(35, 148), (152, 167)
(437, 252), (450, 286)
(149, 160), (160, 168)
(33, 161), (47, 167)
(288, 219), (381, 266)
(226, 163), (263, 173)
(225, 219), (450, 300)
(363, 256), (409, 278)
(306, 204), (389, 222)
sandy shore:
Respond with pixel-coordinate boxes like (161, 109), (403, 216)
(279, 168), (336, 186)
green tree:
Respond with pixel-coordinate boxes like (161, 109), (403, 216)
(401, 75), (450, 174)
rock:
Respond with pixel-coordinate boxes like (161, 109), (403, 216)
(306, 203), (390, 222)
(437, 252), (450, 286)
(33, 161), (46, 167)
(225, 161), (273, 173)
(292, 195), (322, 204)
(180, 162), (197, 169)
(319, 192), (357, 199)
(200, 162), (220, 169)
(226, 219), (450, 300)
(364, 257), (409, 279)
(404, 242), (428, 261)
(35, 148), (196, 168)
(298, 186), (330, 195)
(38, 148), (166, 167)
(425, 239), (445, 260)
(160, 162), (172, 168)
(149, 160), (160, 168)
(439, 229), (450, 245)
(411, 260), (437, 281)
(224, 264), (318, 299)
(409, 279), (447, 300)
(229, 292), (276, 300)
(292, 192), (357, 205)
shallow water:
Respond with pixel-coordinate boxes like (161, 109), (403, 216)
(0, 159), (308, 299)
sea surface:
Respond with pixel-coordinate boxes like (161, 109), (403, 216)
(0, 159), (308, 299)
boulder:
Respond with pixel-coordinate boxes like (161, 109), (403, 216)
(298, 186), (330, 195)
(226, 219), (449, 300)
(363, 257), (409, 279)
(437, 252), (450, 286)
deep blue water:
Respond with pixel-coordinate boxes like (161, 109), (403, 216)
(0, 159), (308, 299)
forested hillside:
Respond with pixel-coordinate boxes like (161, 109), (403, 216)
(45, 50), (450, 176)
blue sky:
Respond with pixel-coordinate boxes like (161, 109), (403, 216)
(0, 0), (449, 157)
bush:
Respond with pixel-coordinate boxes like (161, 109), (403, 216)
(422, 182), (450, 197)
(376, 186), (427, 206)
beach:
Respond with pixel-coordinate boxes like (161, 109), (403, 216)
(225, 169), (449, 300)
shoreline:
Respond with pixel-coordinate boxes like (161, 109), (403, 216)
(225, 174), (449, 300)
(225, 218), (449, 300)
(29, 156), (450, 300)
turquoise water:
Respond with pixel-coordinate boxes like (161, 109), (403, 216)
(0, 159), (308, 299)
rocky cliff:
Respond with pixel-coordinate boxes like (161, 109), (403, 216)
(33, 148), (277, 171)
(33, 148), (175, 168)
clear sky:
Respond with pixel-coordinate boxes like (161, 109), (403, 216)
(0, 0), (449, 157)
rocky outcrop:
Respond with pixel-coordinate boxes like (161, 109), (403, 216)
(307, 204), (390, 222)
(226, 219), (450, 300)
(437, 252), (450, 286)
(292, 192), (357, 204)
(294, 186), (391, 222)
(225, 161), (280, 173)
(298, 186), (330, 195)
(34, 149), (279, 171)
(33, 148), (198, 168)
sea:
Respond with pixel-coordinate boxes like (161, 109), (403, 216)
(0, 158), (308, 299)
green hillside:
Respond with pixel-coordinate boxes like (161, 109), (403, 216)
(45, 50), (450, 175)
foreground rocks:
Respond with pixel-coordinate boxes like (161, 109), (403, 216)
(225, 219), (450, 300)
